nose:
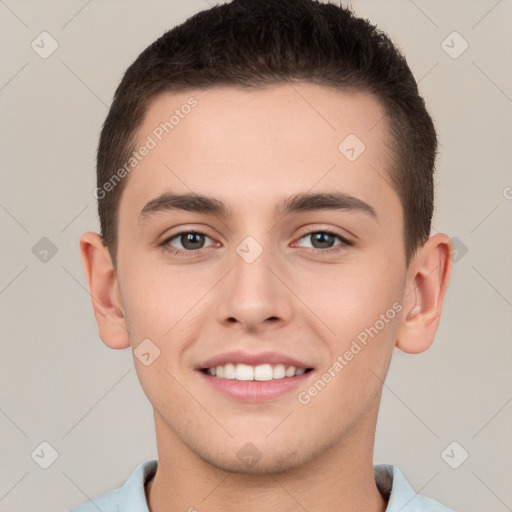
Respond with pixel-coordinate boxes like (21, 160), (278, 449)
(215, 242), (294, 333)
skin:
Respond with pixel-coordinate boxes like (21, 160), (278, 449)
(80, 83), (452, 512)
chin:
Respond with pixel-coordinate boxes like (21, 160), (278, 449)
(196, 443), (313, 475)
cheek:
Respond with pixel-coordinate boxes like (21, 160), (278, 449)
(119, 262), (219, 345)
(295, 262), (404, 397)
(297, 261), (404, 339)
(118, 267), (177, 340)
(297, 276), (401, 423)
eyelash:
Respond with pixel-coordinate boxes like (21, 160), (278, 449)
(159, 229), (353, 257)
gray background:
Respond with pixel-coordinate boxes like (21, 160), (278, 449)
(1, 1), (511, 511)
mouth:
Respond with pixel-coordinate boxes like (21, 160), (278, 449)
(196, 351), (316, 402)
(200, 363), (314, 381)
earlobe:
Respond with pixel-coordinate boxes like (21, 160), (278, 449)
(396, 233), (453, 354)
(79, 231), (131, 350)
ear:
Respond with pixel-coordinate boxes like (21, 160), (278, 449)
(396, 233), (453, 354)
(79, 231), (131, 350)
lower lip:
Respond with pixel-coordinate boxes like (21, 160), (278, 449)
(197, 370), (314, 403)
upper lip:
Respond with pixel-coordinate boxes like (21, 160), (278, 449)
(197, 350), (314, 370)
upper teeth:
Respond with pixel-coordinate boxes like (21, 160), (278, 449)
(206, 363), (306, 381)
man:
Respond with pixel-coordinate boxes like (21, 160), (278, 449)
(74, 0), (454, 510)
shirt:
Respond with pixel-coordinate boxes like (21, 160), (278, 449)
(69, 459), (456, 511)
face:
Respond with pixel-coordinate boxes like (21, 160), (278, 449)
(115, 84), (408, 473)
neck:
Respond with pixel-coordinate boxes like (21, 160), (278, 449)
(146, 405), (387, 512)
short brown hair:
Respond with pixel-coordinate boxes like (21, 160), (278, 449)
(96, 0), (437, 269)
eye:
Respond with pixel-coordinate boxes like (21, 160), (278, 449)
(159, 228), (352, 257)
(295, 230), (352, 253)
(161, 230), (217, 255)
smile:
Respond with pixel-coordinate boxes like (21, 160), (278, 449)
(202, 363), (312, 381)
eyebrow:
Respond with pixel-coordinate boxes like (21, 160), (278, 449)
(138, 191), (377, 224)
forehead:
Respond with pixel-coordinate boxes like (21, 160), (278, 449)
(119, 83), (395, 223)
